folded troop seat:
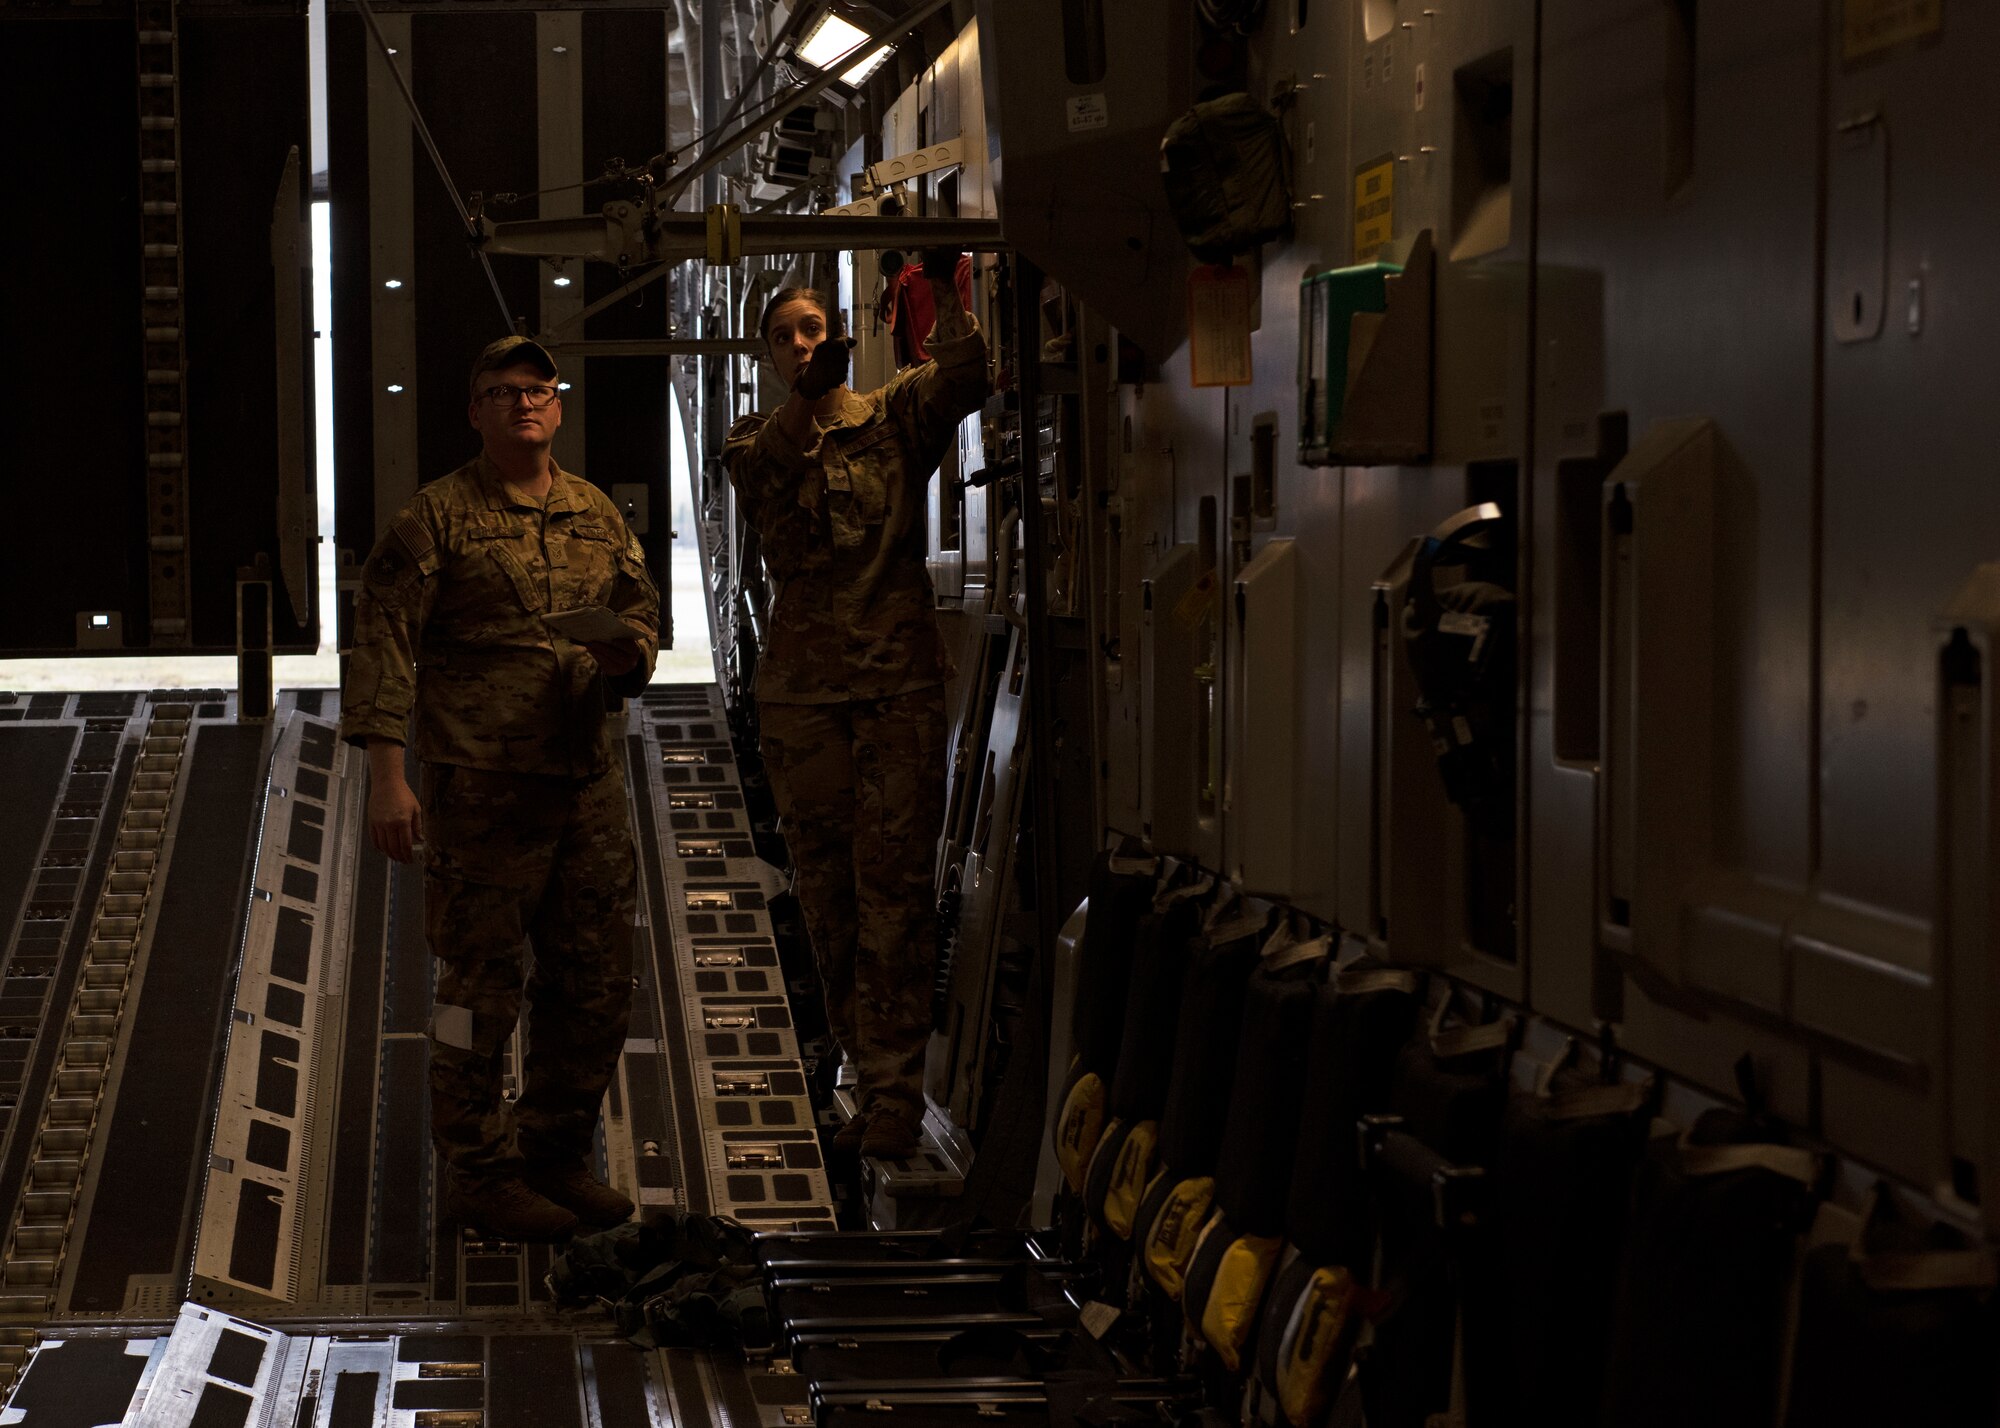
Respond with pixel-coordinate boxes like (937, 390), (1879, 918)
(1240, 959), (1424, 1428)
(1052, 854), (1170, 1208)
(1122, 899), (1269, 1312)
(1171, 931), (1331, 1383)
(1779, 1184), (1999, 1428)
(1080, 891), (1206, 1250)
(1600, 1065), (1827, 1428)
(1476, 1040), (1656, 1428)
(1350, 1000), (1516, 1428)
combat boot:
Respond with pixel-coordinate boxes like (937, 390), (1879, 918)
(831, 1110), (873, 1154)
(861, 1107), (921, 1161)
(524, 1159), (635, 1229)
(447, 1174), (579, 1242)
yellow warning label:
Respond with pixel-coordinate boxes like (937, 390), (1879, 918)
(1172, 569), (1219, 631)
(1354, 156), (1395, 262)
(1843, 0), (1942, 60)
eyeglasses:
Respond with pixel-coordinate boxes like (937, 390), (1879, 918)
(478, 383), (559, 408)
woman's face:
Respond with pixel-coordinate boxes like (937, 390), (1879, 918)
(765, 297), (829, 391)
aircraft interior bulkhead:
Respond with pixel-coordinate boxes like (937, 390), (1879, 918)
(0, 0), (1995, 1423)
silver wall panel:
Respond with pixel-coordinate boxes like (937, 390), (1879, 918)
(1936, 566), (2000, 1237)
(1101, 404), (1165, 843)
(1225, 12), (1352, 920)
(1273, 463), (1348, 925)
(1337, 0), (1537, 995)
(1520, 254), (1605, 1030)
(1231, 538), (1301, 898)
(1141, 357), (1223, 871)
(1531, 0), (1821, 1122)
(1814, 4), (1997, 1187)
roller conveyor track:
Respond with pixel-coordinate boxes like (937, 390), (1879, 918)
(0, 684), (835, 1426)
(627, 684), (835, 1230)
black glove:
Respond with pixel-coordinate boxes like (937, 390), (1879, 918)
(794, 336), (853, 400)
(919, 248), (964, 281)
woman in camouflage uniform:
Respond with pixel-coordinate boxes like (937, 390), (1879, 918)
(722, 251), (987, 1159)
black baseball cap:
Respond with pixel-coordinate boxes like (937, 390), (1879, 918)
(469, 335), (558, 395)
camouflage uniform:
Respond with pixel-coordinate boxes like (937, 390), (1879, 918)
(340, 453), (660, 1178)
(723, 326), (987, 1118)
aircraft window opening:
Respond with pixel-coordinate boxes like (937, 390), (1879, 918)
(1664, 0), (1697, 196)
(1062, 0), (1107, 85)
(1250, 413), (1278, 522)
(1450, 49), (1516, 261)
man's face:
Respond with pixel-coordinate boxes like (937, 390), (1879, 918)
(468, 362), (563, 454)
(765, 298), (828, 391)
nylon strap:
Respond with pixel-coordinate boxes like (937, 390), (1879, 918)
(1542, 1080), (1651, 1122)
(1855, 1247), (1999, 1293)
(1678, 1140), (1821, 1186)
(1430, 1016), (1513, 1059)
(1336, 967), (1420, 997)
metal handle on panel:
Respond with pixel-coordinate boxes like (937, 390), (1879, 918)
(1232, 539), (1299, 899)
(1594, 418), (1718, 987)
(1934, 565), (2000, 1237)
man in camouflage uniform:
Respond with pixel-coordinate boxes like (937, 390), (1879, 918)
(341, 335), (660, 1241)
(722, 250), (987, 1159)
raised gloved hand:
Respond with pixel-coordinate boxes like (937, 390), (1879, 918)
(793, 336), (853, 400)
(919, 248), (964, 281)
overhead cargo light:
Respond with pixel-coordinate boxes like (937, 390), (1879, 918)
(794, 8), (892, 87)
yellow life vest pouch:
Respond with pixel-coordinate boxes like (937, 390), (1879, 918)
(1192, 1223), (1284, 1373)
(1083, 1117), (1131, 1222)
(1102, 1121), (1159, 1240)
(1276, 1264), (1360, 1426)
(1140, 1176), (1216, 1301)
(1054, 1065), (1107, 1194)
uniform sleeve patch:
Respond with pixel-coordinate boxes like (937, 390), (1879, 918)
(364, 511), (436, 600)
(390, 512), (436, 565)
